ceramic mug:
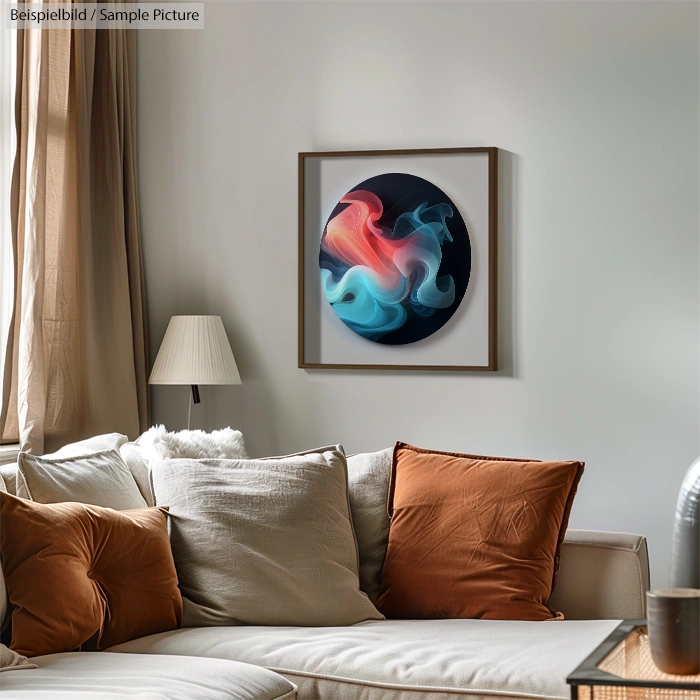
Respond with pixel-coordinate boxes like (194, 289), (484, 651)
(647, 588), (700, 675)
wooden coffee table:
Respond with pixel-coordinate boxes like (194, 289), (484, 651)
(567, 619), (700, 699)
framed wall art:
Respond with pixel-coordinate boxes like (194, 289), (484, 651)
(298, 147), (497, 371)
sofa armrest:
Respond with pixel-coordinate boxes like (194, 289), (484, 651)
(547, 529), (650, 620)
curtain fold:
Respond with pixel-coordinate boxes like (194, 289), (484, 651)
(1, 6), (148, 453)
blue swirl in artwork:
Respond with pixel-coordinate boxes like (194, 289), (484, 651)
(320, 189), (457, 343)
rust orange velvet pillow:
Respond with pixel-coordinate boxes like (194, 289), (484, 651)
(0, 492), (182, 657)
(376, 443), (584, 621)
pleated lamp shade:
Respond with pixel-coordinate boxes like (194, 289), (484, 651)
(149, 316), (241, 385)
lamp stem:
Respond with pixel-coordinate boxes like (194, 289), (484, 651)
(186, 385), (200, 430)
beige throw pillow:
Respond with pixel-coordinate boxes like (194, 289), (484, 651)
(43, 433), (129, 459)
(0, 644), (37, 673)
(0, 433), (129, 498)
(151, 446), (383, 627)
(347, 448), (393, 603)
(17, 450), (147, 510)
(119, 442), (155, 506)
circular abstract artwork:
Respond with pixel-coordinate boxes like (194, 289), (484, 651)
(319, 173), (471, 345)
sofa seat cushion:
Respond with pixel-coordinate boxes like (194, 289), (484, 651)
(0, 652), (296, 700)
(110, 619), (619, 700)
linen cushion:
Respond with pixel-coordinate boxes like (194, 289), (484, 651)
(0, 433), (128, 498)
(42, 432), (129, 459)
(119, 441), (154, 506)
(16, 449), (147, 510)
(151, 446), (383, 627)
(0, 492), (182, 657)
(347, 448), (393, 602)
(0, 645), (37, 673)
(110, 618), (619, 700)
(377, 443), (584, 621)
(0, 652), (296, 700)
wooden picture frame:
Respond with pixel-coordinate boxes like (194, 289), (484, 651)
(299, 147), (498, 371)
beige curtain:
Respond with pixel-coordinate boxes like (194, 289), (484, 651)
(0, 11), (149, 453)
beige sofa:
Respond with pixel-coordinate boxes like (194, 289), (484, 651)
(106, 529), (649, 700)
(0, 438), (650, 700)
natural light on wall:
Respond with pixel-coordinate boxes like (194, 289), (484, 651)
(0, 22), (15, 399)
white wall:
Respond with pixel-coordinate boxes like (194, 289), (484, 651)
(138, 1), (700, 588)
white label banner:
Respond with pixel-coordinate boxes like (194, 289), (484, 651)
(6, 3), (204, 29)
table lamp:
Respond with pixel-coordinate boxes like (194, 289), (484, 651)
(149, 315), (241, 429)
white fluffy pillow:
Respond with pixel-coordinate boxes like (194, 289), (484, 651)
(139, 425), (247, 461)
